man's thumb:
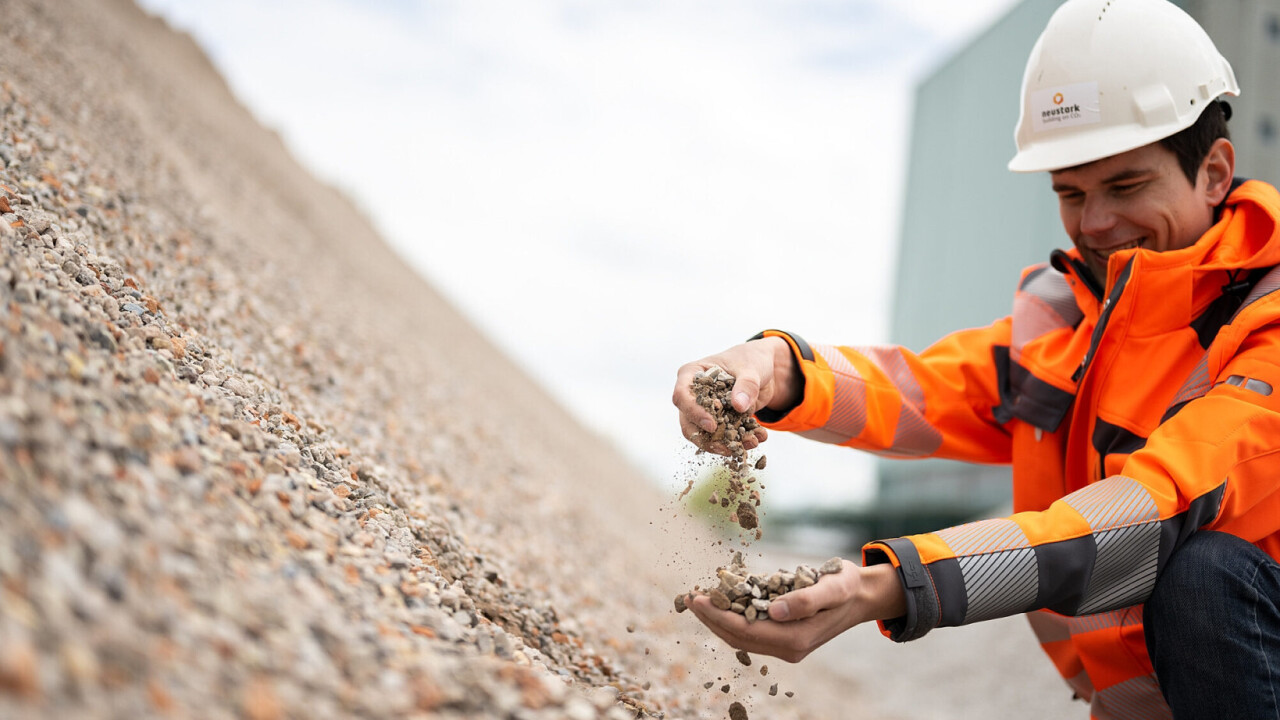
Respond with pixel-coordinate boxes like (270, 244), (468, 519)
(769, 589), (819, 622)
(768, 600), (791, 621)
(731, 376), (760, 413)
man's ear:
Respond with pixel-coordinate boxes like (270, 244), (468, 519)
(1202, 137), (1235, 205)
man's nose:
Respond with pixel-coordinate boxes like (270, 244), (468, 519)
(1079, 194), (1118, 237)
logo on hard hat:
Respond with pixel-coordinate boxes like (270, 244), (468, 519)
(1031, 82), (1101, 134)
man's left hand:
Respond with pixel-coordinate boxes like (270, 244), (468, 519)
(685, 560), (906, 663)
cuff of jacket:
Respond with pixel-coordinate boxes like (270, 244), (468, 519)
(862, 537), (941, 642)
(746, 328), (814, 426)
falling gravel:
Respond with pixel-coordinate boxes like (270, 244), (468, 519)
(687, 366), (766, 536)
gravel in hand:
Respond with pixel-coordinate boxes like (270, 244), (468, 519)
(674, 552), (844, 623)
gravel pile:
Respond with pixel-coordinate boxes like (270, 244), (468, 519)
(0, 1), (876, 719)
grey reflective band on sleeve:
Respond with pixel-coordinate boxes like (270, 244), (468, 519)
(747, 329), (814, 362)
(868, 538), (941, 642)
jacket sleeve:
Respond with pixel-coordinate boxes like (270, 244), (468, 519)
(860, 324), (1280, 642)
(752, 326), (1014, 464)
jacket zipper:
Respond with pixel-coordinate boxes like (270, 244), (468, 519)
(1052, 252), (1136, 481)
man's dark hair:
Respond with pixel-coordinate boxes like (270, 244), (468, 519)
(1160, 100), (1232, 185)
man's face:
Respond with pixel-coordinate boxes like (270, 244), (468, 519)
(1050, 142), (1219, 287)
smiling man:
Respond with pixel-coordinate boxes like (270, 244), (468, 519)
(671, 1), (1280, 718)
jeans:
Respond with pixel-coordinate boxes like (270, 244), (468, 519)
(1144, 531), (1280, 719)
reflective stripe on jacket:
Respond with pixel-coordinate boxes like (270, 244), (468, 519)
(758, 179), (1280, 719)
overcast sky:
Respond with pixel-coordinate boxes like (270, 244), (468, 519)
(136, 0), (1022, 508)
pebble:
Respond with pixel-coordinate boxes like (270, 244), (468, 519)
(222, 377), (252, 397)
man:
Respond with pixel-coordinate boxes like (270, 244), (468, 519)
(671, 1), (1280, 717)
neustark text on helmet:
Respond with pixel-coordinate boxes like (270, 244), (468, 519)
(1031, 82), (1101, 134)
(1041, 103), (1082, 121)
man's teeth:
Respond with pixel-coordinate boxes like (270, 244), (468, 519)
(1097, 240), (1141, 258)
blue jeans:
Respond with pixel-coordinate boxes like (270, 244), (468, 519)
(1144, 531), (1280, 719)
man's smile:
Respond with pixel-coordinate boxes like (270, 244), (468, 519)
(1092, 238), (1145, 260)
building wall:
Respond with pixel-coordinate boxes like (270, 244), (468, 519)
(878, 0), (1280, 507)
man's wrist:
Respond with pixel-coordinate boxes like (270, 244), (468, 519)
(764, 335), (803, 413)
(855, 563), (908, 624)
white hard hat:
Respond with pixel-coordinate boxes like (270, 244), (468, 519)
(1008, 0), (1239, 173)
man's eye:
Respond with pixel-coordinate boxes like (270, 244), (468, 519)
(1114, 183), (1143, 194)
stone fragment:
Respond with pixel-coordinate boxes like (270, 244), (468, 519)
(769, 683), (778, 696)
(735, 649), (751, 666)
(0, 637), (40, 699)
(729, 701), (749, 720)
(820, 557), (843, 575)
(223, 377), (252, 397)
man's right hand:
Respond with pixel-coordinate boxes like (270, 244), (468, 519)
(672, 335), (803, 455)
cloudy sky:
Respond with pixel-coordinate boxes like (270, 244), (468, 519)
(136, 0), (1022, 508)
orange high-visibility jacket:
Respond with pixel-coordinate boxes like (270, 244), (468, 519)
(757, 179), (1280, 719)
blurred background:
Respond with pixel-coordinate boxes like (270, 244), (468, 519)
(132, 0), (1017, 507)
(135, 0), (1280, 551)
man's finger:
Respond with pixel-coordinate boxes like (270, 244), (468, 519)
(688, 596), (790, 651)
(674, 364), (719, 433)
(769, 576), (845, 622)
(687, 595), (821, 662)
